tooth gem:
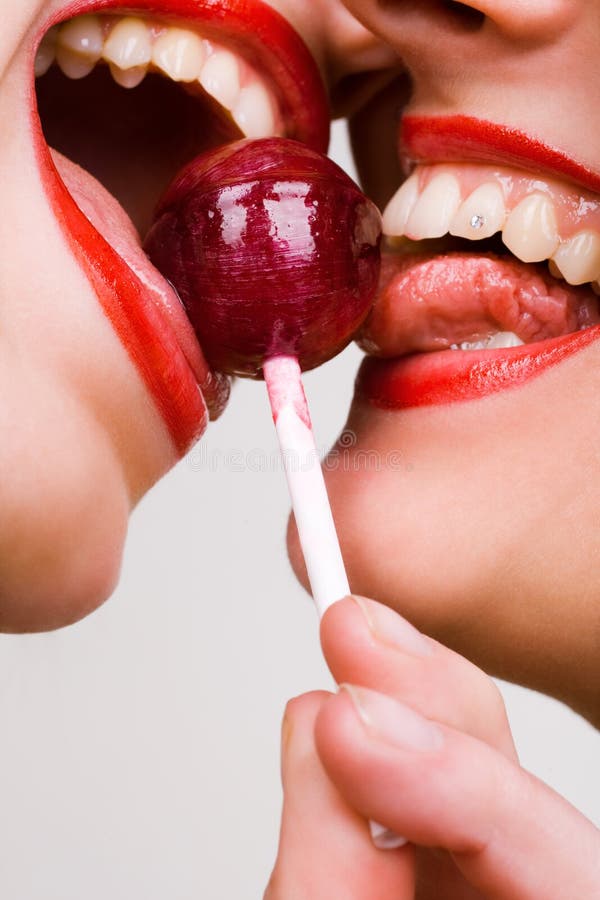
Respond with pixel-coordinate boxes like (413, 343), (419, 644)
(470, 214), (485, 229)
(143, 138), (382, 377)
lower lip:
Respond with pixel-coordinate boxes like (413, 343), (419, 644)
(356, 326), (600, 410)
(31, 0), (330, 454)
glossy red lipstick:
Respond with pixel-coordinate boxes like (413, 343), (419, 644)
(401, 115), (600, 195)
(31, 0), (330, 454)
(356, 114), (600, 411)
(356, 326), (600, 410)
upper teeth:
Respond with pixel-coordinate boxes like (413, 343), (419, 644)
(383, 165), (600, 291)
(35, 15), (283, 140)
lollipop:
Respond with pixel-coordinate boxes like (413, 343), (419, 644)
(145, 137), (381, 614)
(144, 137), (381, 377)
(145, 138), (403, 850)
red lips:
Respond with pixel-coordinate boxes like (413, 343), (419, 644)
(356, 326), (600, 410)
(401, 115), (600, 196)
(32, 0), (330, 454)
(356, 114), (600, 412)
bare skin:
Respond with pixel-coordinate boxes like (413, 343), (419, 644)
(286, 0), (600, 727)
(267, 598), (600, 900)
(0, 0), (388, 631)
(3, 1), (598, 894)
(278, 3), (600, 895)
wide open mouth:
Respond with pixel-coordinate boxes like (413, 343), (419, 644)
(36, 12), (290, 235)
(31, 1), (330, 452)
(360, 157), (600, 360)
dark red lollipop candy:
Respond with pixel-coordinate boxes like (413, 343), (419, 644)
(144, 138), (382, 377)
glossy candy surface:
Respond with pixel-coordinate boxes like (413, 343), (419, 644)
(144, 138), (382, 377)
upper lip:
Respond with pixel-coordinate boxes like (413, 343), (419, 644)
(31, 0), (330, 454)
(357, 111), (600, 367)
(400, 114), (600, 196)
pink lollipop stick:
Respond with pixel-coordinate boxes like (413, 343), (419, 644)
(263, 354), (406, 851)
(263, 354), (349, 618)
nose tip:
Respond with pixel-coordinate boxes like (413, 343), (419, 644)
(455, 0), (577, 41)
(347, 0), (577, 50)
(436, 1), (485, 31)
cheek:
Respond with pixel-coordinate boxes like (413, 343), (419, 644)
(0, 367), (130, 632)
(1, 168), (179, 498)
(0, 145), (181, 631)
(312, 353), (600, 633)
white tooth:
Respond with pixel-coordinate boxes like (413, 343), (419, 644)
(199, 49), (241, 110)
(548, 258), (563, 279)
(57, 15), (103, 61)
(486, 331), (524, 349)
(405, 173), (461, 240)
(103, 18), (152, 70)
(502, 192), (559, 263)
(449, 181), (506, 240)
(152, 28), (205, 82)
(552, 230), (600, 285)
(35, 26), (58, 77)
(232, 82), (276, 138)
(382, 173), (420, 236)
(109, 63), (147, 89)
(55, 46), (95, 79)
(452, 331), (524, 351)
(452, 339), (488, 351)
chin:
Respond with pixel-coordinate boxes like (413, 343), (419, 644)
(0, 388), (133, 634)
(289, 364), (600, 717)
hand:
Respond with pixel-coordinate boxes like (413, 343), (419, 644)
(265, 597), (600, 898)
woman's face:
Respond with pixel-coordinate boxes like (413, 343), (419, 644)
(1, 0), (390, 631)
(303, 0), (600, 718)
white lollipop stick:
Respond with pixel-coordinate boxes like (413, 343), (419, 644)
(263, 354), (349, 618)
(263, 354), (406, 851)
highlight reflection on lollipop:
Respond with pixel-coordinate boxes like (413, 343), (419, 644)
(145, 137), (381, 613)
(145, 139), (401, 848)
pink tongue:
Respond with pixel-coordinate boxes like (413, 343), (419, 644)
(360, 251), (600, 357)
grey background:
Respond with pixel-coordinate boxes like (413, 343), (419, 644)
(0, 122), (597, 898)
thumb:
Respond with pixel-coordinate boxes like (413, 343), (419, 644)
(316, 686), (600, 899)
(265, 691), (414, 900)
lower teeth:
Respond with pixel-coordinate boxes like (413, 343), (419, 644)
(450, 331), (525, 351)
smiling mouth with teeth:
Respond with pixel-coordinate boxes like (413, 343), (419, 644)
(356, 115), (600, 410)
(36, 13), (286, 234)
(31, 0), (329, 454)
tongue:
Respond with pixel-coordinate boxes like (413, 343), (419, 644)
(359, 250), (600, 357)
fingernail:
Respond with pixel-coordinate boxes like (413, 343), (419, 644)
(352, 595), (432, 656)
(341, 684), (443, 752)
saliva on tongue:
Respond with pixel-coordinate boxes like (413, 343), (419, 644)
(144, 137), (381, 614)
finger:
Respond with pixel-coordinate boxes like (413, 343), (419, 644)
(316, 687), (600, 898)
(321, 596), (516, 758)
(265, 691), (415, 900)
